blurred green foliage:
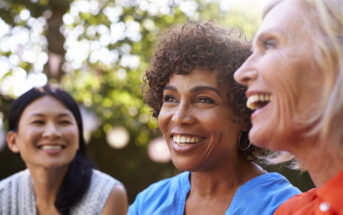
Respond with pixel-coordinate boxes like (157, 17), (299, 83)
(0, 0), (314, 203)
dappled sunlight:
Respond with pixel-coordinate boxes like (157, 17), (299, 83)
(0, 0), (267, 97)
(0, 17), (47, 75)
(0, 67), (47, 97)
(0, 19), (10, 38)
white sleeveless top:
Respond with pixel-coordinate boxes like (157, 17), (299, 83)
(0, 169), (121, 215)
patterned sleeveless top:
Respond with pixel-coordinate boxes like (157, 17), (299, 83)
(0, 169), (121, 215)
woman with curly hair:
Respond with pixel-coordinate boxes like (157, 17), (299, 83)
(128, 21), (300, 215)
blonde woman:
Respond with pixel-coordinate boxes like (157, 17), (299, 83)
(234, 0), (343, 214)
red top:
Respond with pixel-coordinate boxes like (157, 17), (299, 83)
(275, 169), (343, 215)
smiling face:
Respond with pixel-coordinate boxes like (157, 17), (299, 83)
(7, 95), (79, 170)
(234, 0), (323, 151)
(158, 68), (242, 171)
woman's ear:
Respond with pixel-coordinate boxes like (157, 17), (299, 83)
(7, 131), (20, 153)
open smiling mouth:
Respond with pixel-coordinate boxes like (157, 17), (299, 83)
(171, 135), (205, 145)
(246, 94), (272, 110)
(38, 145), (66, 150)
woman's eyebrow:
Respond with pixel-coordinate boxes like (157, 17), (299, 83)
(28, 113), (72, 118)
(190, 86), (222, 97)
(57, 113), (73, 118)
(28, 113), (44, 118)
(164, 85), (177, 91)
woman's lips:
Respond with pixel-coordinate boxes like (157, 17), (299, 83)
(246, 93), (272, 110)
(170, 134), (205, 153)
(37, 144), (66, 155)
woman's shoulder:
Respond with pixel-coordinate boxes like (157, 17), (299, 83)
(226, 172), (301, 215)
(128, 171), (190, 215)
(86, 169), (124, 198)
(276, 169), (343, 215)
(91, 169), (121, 184)
(135, 171), (189, 199)
(242, 172), (300, 190)
(274, 189), (317, 215)
(242, 172), (301, 197)
(0, 169), (35, 214)
(0, 169), (30, 190)
(71, 169), (123, 214)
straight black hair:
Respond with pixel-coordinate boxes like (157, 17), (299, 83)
(8, 84), (94, 215)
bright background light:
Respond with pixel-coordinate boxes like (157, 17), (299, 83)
(148, 137), (171, 163)
(106, 126), (130, 149)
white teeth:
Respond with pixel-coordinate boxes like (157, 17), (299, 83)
(172, 135), (201, 144)
(246, 94), (272, 110)
(41, 145), (63, 150)
(180, 136), (186, 143)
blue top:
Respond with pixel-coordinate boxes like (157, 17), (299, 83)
(128, 171), (301, 215)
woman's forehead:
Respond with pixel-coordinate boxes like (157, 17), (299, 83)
(21, 96), (73, 118)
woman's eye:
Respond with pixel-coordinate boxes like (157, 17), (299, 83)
(263, 39), (276, 50)
(59, 120), (72, 125)
(197, 97), (215, 104)
(32, 120), (44, 125)
(163, 95), (177, 103)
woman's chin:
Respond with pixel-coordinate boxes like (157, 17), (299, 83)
(171, 158), (200, 172)
(249, 127), (278, 150)
(171, 160), (190, 171)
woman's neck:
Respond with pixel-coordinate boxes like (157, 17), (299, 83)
(290, 139), (343, 187)
(191, 153), (264, 196)
(27, 165), (68, 214)
(185, 158), (265, 215)
(190, 158), (264, 196)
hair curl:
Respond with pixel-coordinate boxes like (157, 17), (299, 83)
(143, 21), (267, 161)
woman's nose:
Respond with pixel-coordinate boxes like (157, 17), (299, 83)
(42, 122), (61, 138)
(171, 103), (195, 125)
(234, 56), (258, 86)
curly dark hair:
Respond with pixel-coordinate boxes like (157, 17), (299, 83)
(143, 21), (267, 161)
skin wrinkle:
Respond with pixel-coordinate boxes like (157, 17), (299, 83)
(272, 49), (306, 133)
(144, 21), (269, 163)
(159, 69), (245, 174)
(141, 22), (283, 215)
(235, 0), (343, 186)
(270, 3), (328, 145)
(254, 0), (324, 150)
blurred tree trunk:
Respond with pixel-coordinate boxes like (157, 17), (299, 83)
(44, 1), (69, 82)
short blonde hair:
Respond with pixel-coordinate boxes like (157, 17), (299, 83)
(263, 0), (343, 161)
